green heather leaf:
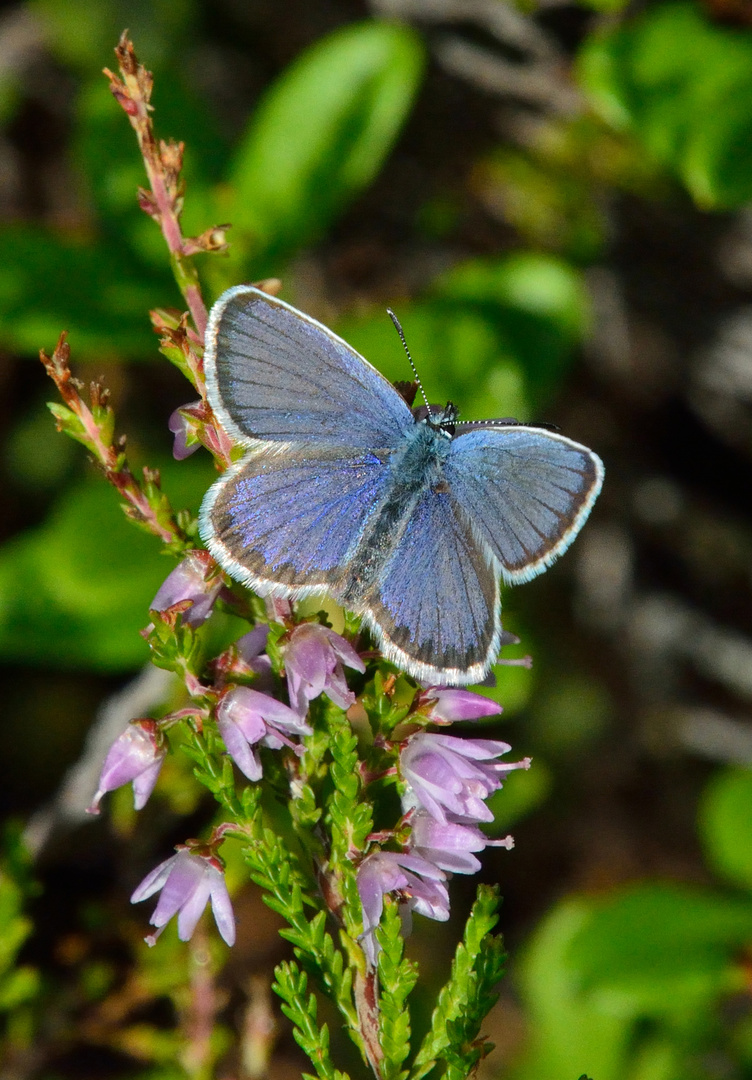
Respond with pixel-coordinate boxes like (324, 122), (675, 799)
(377, 900), (418, 1080)
(273, 961), (349, 1080)
(411, 885), (504, 1080)
(568, 882), (752, 1015)
(323, 702), (373, 938)
(215, 21), (424, 276)
(699, 768), (752, 893)
(243, 826), (360, 1046)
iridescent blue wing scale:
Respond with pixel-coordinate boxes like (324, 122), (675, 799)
(200, 446), (392, 595)
(444, 425), (604, 584)
(363, 486), (501, 685)
(204, 285), (413, 449)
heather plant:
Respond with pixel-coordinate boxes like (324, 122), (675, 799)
(34, 34), (535, 1080)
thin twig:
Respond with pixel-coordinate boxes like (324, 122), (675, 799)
(40, 332), (187, 546)
(103, 32), (229, 346)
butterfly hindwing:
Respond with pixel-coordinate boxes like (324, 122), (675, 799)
(363, 485), (501, 685)
(444, 425), (604, 583)
(204, 286), (414, 450)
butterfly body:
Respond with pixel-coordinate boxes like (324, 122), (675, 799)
(199, 285), (604, 685)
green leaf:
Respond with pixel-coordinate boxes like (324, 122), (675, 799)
(578, 2), (752, 208)
(216, 21), (424, 275)
(568, 882), (752, 1016)
(0, 457), (214, 670)
(699, 768), (752, 893)
(0, 225), (166, 358)
(513, 900), (632, 1080)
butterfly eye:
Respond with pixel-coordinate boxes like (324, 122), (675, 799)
(426, 401), (458, 438)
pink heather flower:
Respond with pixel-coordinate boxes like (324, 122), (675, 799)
(415, 686), (503, 725)
(169, 402), (202, 459)
(357, 850), (450, 967)
(151, 550), (222, 628)
(131, 846), (235, 947)
(217, 686), (312, 781)
(400, 732), (531, 825)
(409, 809), (514, 874)
(236, 624), (271, 670)
(87, 719), (165, 815)
(284, 623), (365, 716)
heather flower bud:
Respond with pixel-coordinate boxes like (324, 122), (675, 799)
(415, 686), (503, 724)
(284, 623), (365, 716)
(131, 844), (235, 947)
(87, 718), (165, 815)
(150, 550), (222, 628)
(168, 401), (202, 459)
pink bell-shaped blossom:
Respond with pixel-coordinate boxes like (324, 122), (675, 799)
(284, 623), (365, 716)
(400, 732), (531, 825)
(87, 719), (165, 815)
(408, 809), (514, 874)
(131, 844), (235, 947)
(217, 686), (312, 781)
(415, 686), (503, 725)
(356, 850), (449, 967)
(235, 624), (271, 671)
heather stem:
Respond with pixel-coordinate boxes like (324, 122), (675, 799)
(103, 33), (212, 343)
(40, 333), (185, 547)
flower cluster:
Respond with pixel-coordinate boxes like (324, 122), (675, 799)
(91, 561), (366, 945)
(94, 554), (529, 962)
(357, 687), (530, 966)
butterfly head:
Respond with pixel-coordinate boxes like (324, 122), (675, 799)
(412, 401), (459, 438)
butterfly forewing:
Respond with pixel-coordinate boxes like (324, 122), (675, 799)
(445, 425), (604, 584)
(201, 445), (393, 594)
(205, 286), (413, 449)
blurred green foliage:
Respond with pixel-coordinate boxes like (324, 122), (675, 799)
(509, 768), (752, 1080)
(579, 1), (752, 207)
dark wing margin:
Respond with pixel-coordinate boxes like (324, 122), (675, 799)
(445, 425), (603, 584)
(204, 285), (413, 450)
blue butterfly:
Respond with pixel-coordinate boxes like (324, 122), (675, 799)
(199, 285), (604, 685)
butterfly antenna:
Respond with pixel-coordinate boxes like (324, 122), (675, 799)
(387, 308), (432, 416)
